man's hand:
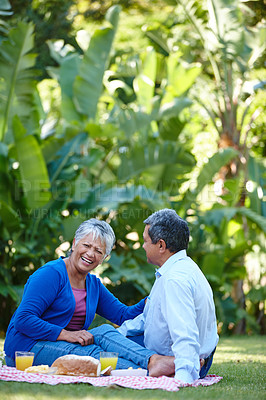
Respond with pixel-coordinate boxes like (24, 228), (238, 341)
(57, 329), (94, 346)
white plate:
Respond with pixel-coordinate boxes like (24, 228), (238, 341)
(111, 368), (147, 377)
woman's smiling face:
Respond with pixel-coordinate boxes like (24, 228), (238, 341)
(71, 233), (106, 275)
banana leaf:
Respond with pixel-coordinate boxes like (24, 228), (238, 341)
(0, 21), (36, 142)
(48, 132), (87, 183)
(59, 54), (82, 123)
(69, 183), (168, 213)
(0, 0), (12, 38)
(247, 155), (266, 217)
(0, 142), (9, 202)
(133, 48), (156, 113)
(203, 206), (266, 233)
(117, 141), (195, 181)
(13, 116), (51, 209)
(142, 24), (170, 56)
(73, 5), (120, 119)
(109, 105), (153, 137)
(158, 97), (193, 119)
(237, 207), (266, 233)
(164, 57), (202, 100)
(158, 115), (186, 141)
(0, 200), (20, 232)
(182, 147), (239, 208)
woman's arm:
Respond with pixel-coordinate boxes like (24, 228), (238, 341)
(14, 266), (67, 341)
(96, 282), (146, 326)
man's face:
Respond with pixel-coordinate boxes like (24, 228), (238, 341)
(142, 225), (160, 266)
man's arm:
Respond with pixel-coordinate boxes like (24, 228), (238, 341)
(117, 313), (145, 336)
(162, 278), (201, 383)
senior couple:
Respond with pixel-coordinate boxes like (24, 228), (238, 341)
(4, 209), (218, 383)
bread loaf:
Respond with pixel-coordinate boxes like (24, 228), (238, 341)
(51, 354), (101, 377)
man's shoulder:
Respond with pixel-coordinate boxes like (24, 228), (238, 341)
(162, 257), (200, 287)
(166, 254), (197, 273)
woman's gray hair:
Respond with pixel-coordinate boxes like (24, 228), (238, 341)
(144, 209), (189, 253)
(74, 218), (116, 256)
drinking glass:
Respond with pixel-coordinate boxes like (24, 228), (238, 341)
(100, 352), (118, 370)
(15, 351), (35, 371)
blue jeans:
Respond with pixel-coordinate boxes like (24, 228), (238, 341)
(199, 347), (216, 378)
(127, 334), (215, 379)
(127, 334), (145, 347)
(5, 324), (155, 370)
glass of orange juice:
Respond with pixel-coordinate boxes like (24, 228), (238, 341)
(15, 351), (35, 371)
(100, 352), (118, 371)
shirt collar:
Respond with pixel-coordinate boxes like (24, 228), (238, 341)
(155, 249), (187, 278)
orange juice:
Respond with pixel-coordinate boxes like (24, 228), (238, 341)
(100, 356), (118, 370)
(16, 355), (34, 371)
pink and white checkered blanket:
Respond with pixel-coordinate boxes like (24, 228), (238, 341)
(0, 366), (222, 391)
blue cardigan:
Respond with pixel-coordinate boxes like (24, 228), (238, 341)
(4, 257), (145, 359)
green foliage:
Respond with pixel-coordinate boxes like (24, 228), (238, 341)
(0, 0), (12, 40)
(8, 0), (78, 79)
(247, 155), (266, 216)
(73, 6), (120, 119)
(181, 148), (239, 213)
(0, 20), (37, 142)
(117, 142), (195, 182)
(12, 116), (51, 209)
(0, 0), (264, 336)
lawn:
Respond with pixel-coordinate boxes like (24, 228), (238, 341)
(0, 335), (265, 400)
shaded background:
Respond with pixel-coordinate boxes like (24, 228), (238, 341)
(0, 0), (265, 336)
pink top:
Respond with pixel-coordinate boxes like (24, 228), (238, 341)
(65, 287), (87, 331)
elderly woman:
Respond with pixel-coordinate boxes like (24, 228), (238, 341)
(4, 218), (174, 376)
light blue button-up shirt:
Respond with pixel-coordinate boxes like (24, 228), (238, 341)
(118, 250), (219, 383)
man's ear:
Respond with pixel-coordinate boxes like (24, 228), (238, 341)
(158, 239), (167, 252)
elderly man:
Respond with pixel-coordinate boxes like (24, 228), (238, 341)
(118, 208), (219, 383)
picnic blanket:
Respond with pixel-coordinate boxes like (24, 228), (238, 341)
(0, 366), (222, 391)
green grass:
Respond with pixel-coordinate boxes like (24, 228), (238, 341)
(0, 335), (265, 400)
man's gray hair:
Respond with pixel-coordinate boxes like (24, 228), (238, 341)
(74, 218), (116, 256)
(144, 208), (189, 253)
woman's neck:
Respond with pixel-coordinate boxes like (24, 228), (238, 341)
(64, 257), (86, 289)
